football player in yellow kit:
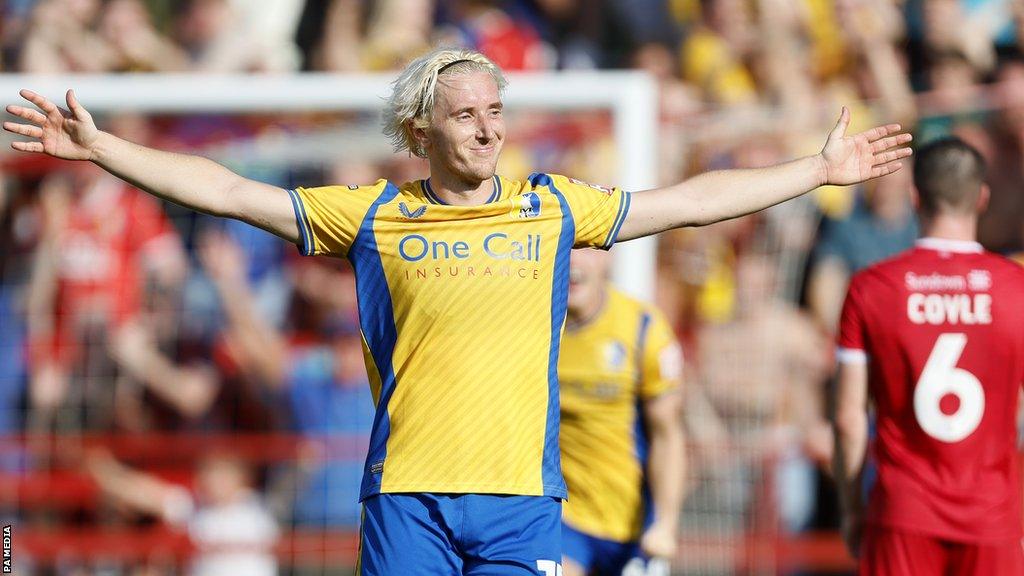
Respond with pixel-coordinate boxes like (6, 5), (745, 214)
(559, 248), (684, 576)
(6, 46), (909, 575)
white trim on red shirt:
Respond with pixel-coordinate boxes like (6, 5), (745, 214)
(915, 237), (983, 254)
(836, 347), (868, 364)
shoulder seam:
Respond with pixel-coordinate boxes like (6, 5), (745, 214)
(348, 180), (397, 257)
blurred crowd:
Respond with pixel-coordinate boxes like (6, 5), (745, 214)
(2, 0), (1024, 574)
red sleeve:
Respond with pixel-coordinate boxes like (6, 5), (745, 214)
(837, 274), (869, 363)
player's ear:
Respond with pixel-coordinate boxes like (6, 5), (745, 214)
(409, 119), (430, 152)
(977, 184), (990, 213)
(910, 184), (920, 211)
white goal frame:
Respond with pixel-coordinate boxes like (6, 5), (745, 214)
(0, 72), (658, 299)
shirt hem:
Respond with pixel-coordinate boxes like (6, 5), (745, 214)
(562, 517), (639, 545)
(359, 482), (567, 502)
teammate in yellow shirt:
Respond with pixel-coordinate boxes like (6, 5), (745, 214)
(7, 45), (910, 575)
(559, 249), (685, 576)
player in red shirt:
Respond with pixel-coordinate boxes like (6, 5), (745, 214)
(833, 137), (1024, 575)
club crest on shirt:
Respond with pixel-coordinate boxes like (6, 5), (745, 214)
(399, 202), (427, 219)
(515, 192), (542, 219)
(569, 177), (614, 195)
(347, 184), (359, 190)
(604, 340), (627, 370)
(968, 269), (992, 291)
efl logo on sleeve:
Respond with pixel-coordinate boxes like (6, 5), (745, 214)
(568, 178), (614, 195)
(658, 343), (684, 381)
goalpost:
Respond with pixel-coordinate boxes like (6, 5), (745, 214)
(0, 72), (659, 300)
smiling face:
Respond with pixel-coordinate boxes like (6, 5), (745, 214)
(417, 70), (505, 186)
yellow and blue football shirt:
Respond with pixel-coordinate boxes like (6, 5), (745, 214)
(287, 173), (631, 500)
(559, 288), (683, 543)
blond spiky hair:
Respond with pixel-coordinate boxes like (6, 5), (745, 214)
(383, 47), (508, 158)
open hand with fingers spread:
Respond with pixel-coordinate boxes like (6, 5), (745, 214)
(818, 106), (913, 186)
(5, 89), (99, 160)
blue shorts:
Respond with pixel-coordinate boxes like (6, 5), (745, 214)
(562, 522), (655, 576)
(358, 493), (563, 575)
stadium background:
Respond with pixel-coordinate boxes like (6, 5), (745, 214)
(1, 0), (1023, 574)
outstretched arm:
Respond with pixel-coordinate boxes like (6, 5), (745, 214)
(5, 89), (298, 242)
(618, 108), (912, 240)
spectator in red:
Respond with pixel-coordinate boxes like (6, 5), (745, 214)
(25, 118), (186, 431)
(24, 115), (187, 430)
(439, 0), (553, 70)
